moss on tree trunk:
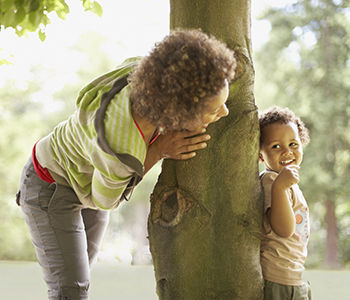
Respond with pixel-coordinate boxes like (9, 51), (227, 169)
(148, 0), (264, 298)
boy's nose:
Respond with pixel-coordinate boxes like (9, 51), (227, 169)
(282, 148), (293, 155)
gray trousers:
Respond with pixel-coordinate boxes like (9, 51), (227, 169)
(17, 157), (110, 300)
(264, 280), (312, 300)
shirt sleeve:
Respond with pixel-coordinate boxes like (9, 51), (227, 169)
(91, 167), (133, 210)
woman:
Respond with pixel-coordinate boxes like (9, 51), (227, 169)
(16, 29), (236, 300)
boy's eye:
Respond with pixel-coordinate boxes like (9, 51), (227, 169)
(272, 144), (280, 149)
(290, 142), (297, 147)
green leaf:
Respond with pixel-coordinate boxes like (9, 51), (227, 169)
(55, 9), (67, 20)
(28, 10), (40, 27)
(29, 0), (40, 13)
(81, 0), (91, 9)
(14, 7), (26, 24)
(2, 0), (15, 13)
(14, 0), (23, 10)
(0, 58), (13, 66)
(56, 0), (70, 13)
(1, 9), (17, 28)
(55, 0), (69, 20)
(90, 1), (103, 17)
(38, 29), (46, 41)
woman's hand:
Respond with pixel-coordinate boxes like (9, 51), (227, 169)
(155, 129), (211, 160)
(143, 129), (211, 176)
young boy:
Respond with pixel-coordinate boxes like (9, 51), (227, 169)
(259, 106), (311, 300)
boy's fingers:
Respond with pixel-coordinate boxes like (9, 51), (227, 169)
(291, 165), (300, 169)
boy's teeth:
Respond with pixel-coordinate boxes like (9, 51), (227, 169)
(281, 159), (293, 164)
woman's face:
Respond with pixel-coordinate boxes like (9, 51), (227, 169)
(185, 80), (230, 132)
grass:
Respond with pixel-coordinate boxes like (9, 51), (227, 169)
(0, 260), (349, 299)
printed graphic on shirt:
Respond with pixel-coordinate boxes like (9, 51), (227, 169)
(295, 207), (309, 245)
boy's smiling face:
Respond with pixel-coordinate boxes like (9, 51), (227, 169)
(259, 122), (303, 173)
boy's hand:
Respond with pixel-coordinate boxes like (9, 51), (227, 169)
(269, 165), (300, 238)
(274, 165), (300, 190)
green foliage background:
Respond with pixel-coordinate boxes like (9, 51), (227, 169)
(1, 0), (350, 269)
(254, 0), (350, 268)
(0, 30), (116, 259)
(0, 0), (167, 263)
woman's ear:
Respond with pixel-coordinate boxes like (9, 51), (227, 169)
(259, 152), (264, 163)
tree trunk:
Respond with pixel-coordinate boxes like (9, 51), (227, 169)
(148, 0), (264, 299)
(323, 199), (340, 269)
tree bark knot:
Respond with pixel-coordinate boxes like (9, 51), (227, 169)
(150, 188), (195, 229)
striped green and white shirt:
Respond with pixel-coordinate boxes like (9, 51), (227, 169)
(36, 57), (145, 210)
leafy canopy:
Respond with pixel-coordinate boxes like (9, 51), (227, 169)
(0, 0), (103, 41)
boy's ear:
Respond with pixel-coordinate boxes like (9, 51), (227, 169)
(259, 152), (264, 163)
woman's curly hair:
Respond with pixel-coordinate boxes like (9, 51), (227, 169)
(259, 106), (310, 146)
(128, 29), (237, 130)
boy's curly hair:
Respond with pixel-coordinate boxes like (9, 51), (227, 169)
(128, 29), (237, 130)
(259, 106), (310, 146)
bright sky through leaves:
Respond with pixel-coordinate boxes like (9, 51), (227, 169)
(0, 0), (299, 94)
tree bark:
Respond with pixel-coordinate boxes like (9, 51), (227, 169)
(148, 0), (264, 298)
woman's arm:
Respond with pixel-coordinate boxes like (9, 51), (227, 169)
(143, 129), (211, 176)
